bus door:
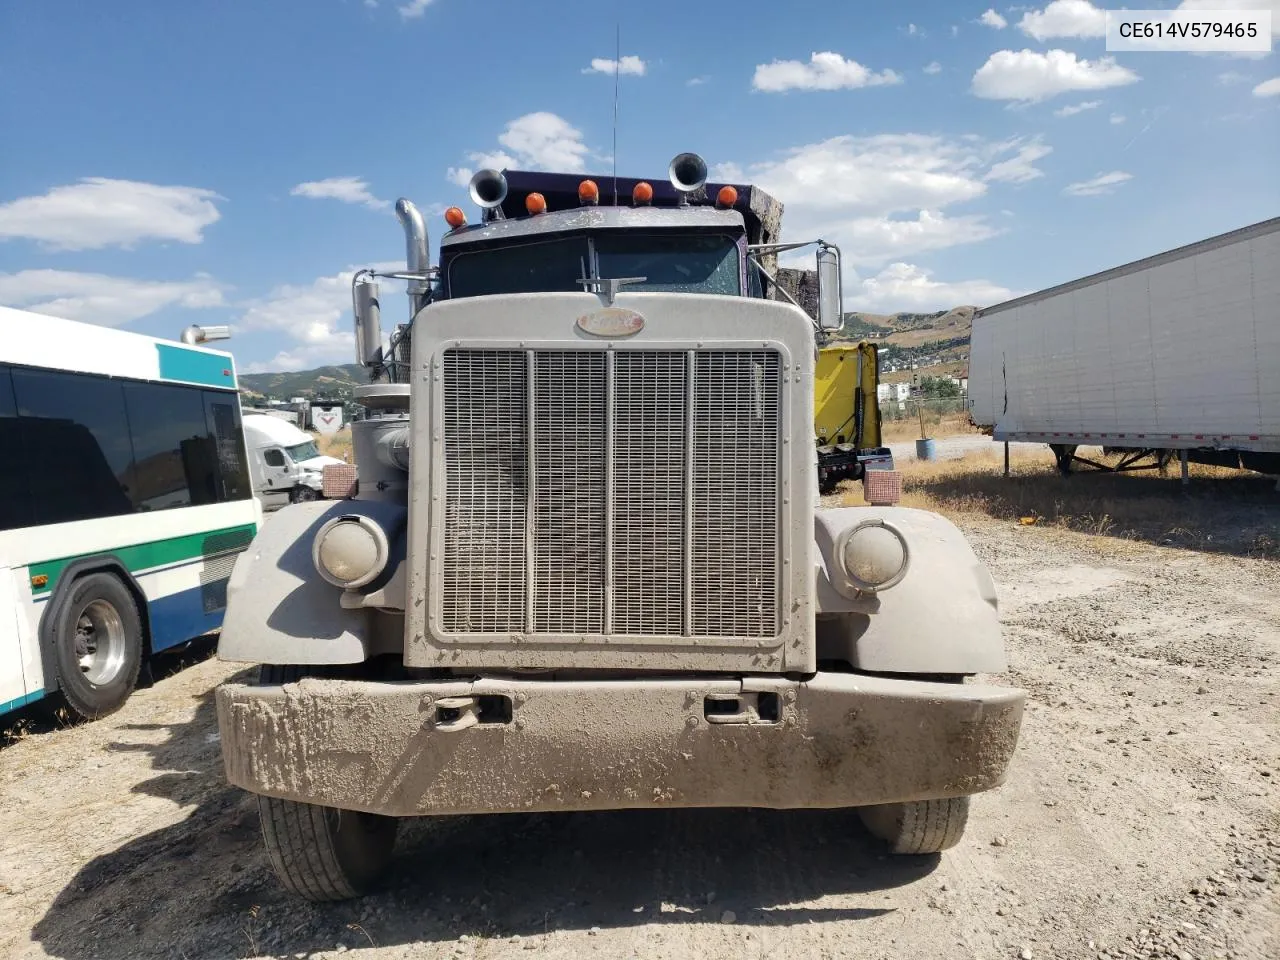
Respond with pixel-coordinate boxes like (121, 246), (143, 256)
(0, 568), (34, 712)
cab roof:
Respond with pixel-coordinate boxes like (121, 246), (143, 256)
(494, 170), (784, 247)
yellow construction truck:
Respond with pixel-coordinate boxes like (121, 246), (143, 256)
(769, 271), (894, 494)
(814, 340), (892, 494)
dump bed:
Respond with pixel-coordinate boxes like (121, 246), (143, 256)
(969, 218), (1280, 452)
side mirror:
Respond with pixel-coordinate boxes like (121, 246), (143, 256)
(816, 244), (843, 331)
(353, 277), (383, 367)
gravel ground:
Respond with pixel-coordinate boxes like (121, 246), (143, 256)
(1, 512), (1276, 960)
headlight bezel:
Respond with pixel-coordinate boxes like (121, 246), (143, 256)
(312, 514), (389, 589)
(834, 518), (911, 595)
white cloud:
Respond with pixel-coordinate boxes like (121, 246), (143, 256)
(1110, 112), (1126, 123)
(398, 0), (434, 19)
(742, 134), (991, 217)
(710, 161), (746, 183)
(834, 212), (1004, 267)
(1017, 1), (1106, 40)
(290, 176), (389, 210)
(1254, 76), (1280, 96)
(972, 49), (1139, 102)
(1218, 71), (1247, 85)
(687, 76), (709, 86)
(719, 133), (1051, 271)
(0, 178), (223, 252)
(752, 52), (903, 92)
(846, 263), (1020, 312)
(582, 56), (646, 76)
(1053, 99), (1102, 117)
(1178, 1), (1280, 39)
(237, 261), (402, 372)
(907, 23), (921, 36)
(924, 61), (942, 74)
(0, 269), (224, 327)
(1063, 170), (1132, 196)
(984, 140), (1053, 182)
(448, 112), (590, 185)
(980, 9), (1009, 29)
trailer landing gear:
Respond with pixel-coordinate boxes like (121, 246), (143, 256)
(1048, 444), (1174, 477)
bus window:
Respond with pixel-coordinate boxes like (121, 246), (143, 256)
(203, 392), (252, 502)
(10, 368), (135, 525)
(124, 382), (217, 511)
(0, 366), (34, 532)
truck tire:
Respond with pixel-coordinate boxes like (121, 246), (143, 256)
(51, 572), (143, 721)
(857, 796), (970, 855)
(290, 486), (319, 504)
(256, 664), (398, 901)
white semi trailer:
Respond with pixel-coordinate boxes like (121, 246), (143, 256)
(969, 217), (1280, 476)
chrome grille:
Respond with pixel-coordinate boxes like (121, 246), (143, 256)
(439, 347), (782, 639)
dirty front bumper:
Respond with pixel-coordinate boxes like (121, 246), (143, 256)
(215, 674), (1024, 817)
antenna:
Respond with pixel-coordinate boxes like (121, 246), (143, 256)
(612, 22), (620, 205)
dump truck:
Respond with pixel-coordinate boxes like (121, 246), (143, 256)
(214, 152), (1024, 901)
(970, 217), (1280, 476)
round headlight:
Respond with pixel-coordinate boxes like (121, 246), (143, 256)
(838, 519), (909, 593)
(312, 515), (388, 589)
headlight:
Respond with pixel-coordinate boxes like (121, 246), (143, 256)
(312, 515), (388, 589)
(837, 519), (909, 593)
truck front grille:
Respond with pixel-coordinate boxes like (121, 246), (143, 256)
(439, 347), (782, 640)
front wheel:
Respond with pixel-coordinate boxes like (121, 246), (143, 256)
(290, 486), (320, 503)
(258, 795), (398, 901)
(858, 796), (970, 854)
(255, 664), (398, 900)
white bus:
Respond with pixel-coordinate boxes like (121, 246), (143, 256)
(0, 306), (261, 721)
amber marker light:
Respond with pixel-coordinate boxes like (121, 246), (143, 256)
(716, 185), (739, 208)
(632, 181), (654, 205)
(444, 206), (467, 229)
(525, 192), (548, 215)
(578, 179), (600, 205)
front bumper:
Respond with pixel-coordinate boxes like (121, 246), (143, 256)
(216, 673), (1023, 817)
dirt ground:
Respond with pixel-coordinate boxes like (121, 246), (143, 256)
(2, 495), (1277, 959)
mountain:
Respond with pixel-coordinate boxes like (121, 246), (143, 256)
(239, 364), (365, 401)
(832, 306), (976, 385)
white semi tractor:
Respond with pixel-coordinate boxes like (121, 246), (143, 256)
(242, 414), (344, 509)
(969, 217), (1280, 476)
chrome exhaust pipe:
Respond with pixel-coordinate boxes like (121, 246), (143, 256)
(395, 198), (430, 315)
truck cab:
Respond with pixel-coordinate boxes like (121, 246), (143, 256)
(242, 413), (343, 509)
(214, 153), (1024, 902)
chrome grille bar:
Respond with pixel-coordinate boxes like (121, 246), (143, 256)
(440, 347), (781, 640)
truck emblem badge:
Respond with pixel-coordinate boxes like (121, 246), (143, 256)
(576, 308), (645, 337)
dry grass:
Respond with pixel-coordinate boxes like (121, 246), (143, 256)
(870, 447), (1279, 559)
(880, 413), (981, 444)
(316, 430), (353, 462)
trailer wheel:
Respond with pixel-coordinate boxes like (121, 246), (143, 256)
(51, 573), (144, 721)
(255, 664), (398, 901)
(858, 796), (970, 854)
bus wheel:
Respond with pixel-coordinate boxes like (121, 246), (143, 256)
(52, 573), (143, 721)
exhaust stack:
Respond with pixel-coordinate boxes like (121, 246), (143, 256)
(395, 198), (430, 315)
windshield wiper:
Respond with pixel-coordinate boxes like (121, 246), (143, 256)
(576, 274), (647, 305)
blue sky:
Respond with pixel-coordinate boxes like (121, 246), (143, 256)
(0, 0), (1276, 372)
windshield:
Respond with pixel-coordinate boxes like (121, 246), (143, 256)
(445, 232), (742, 299)
(595, 233), (740, 295)
(286, 440), (320, 462)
